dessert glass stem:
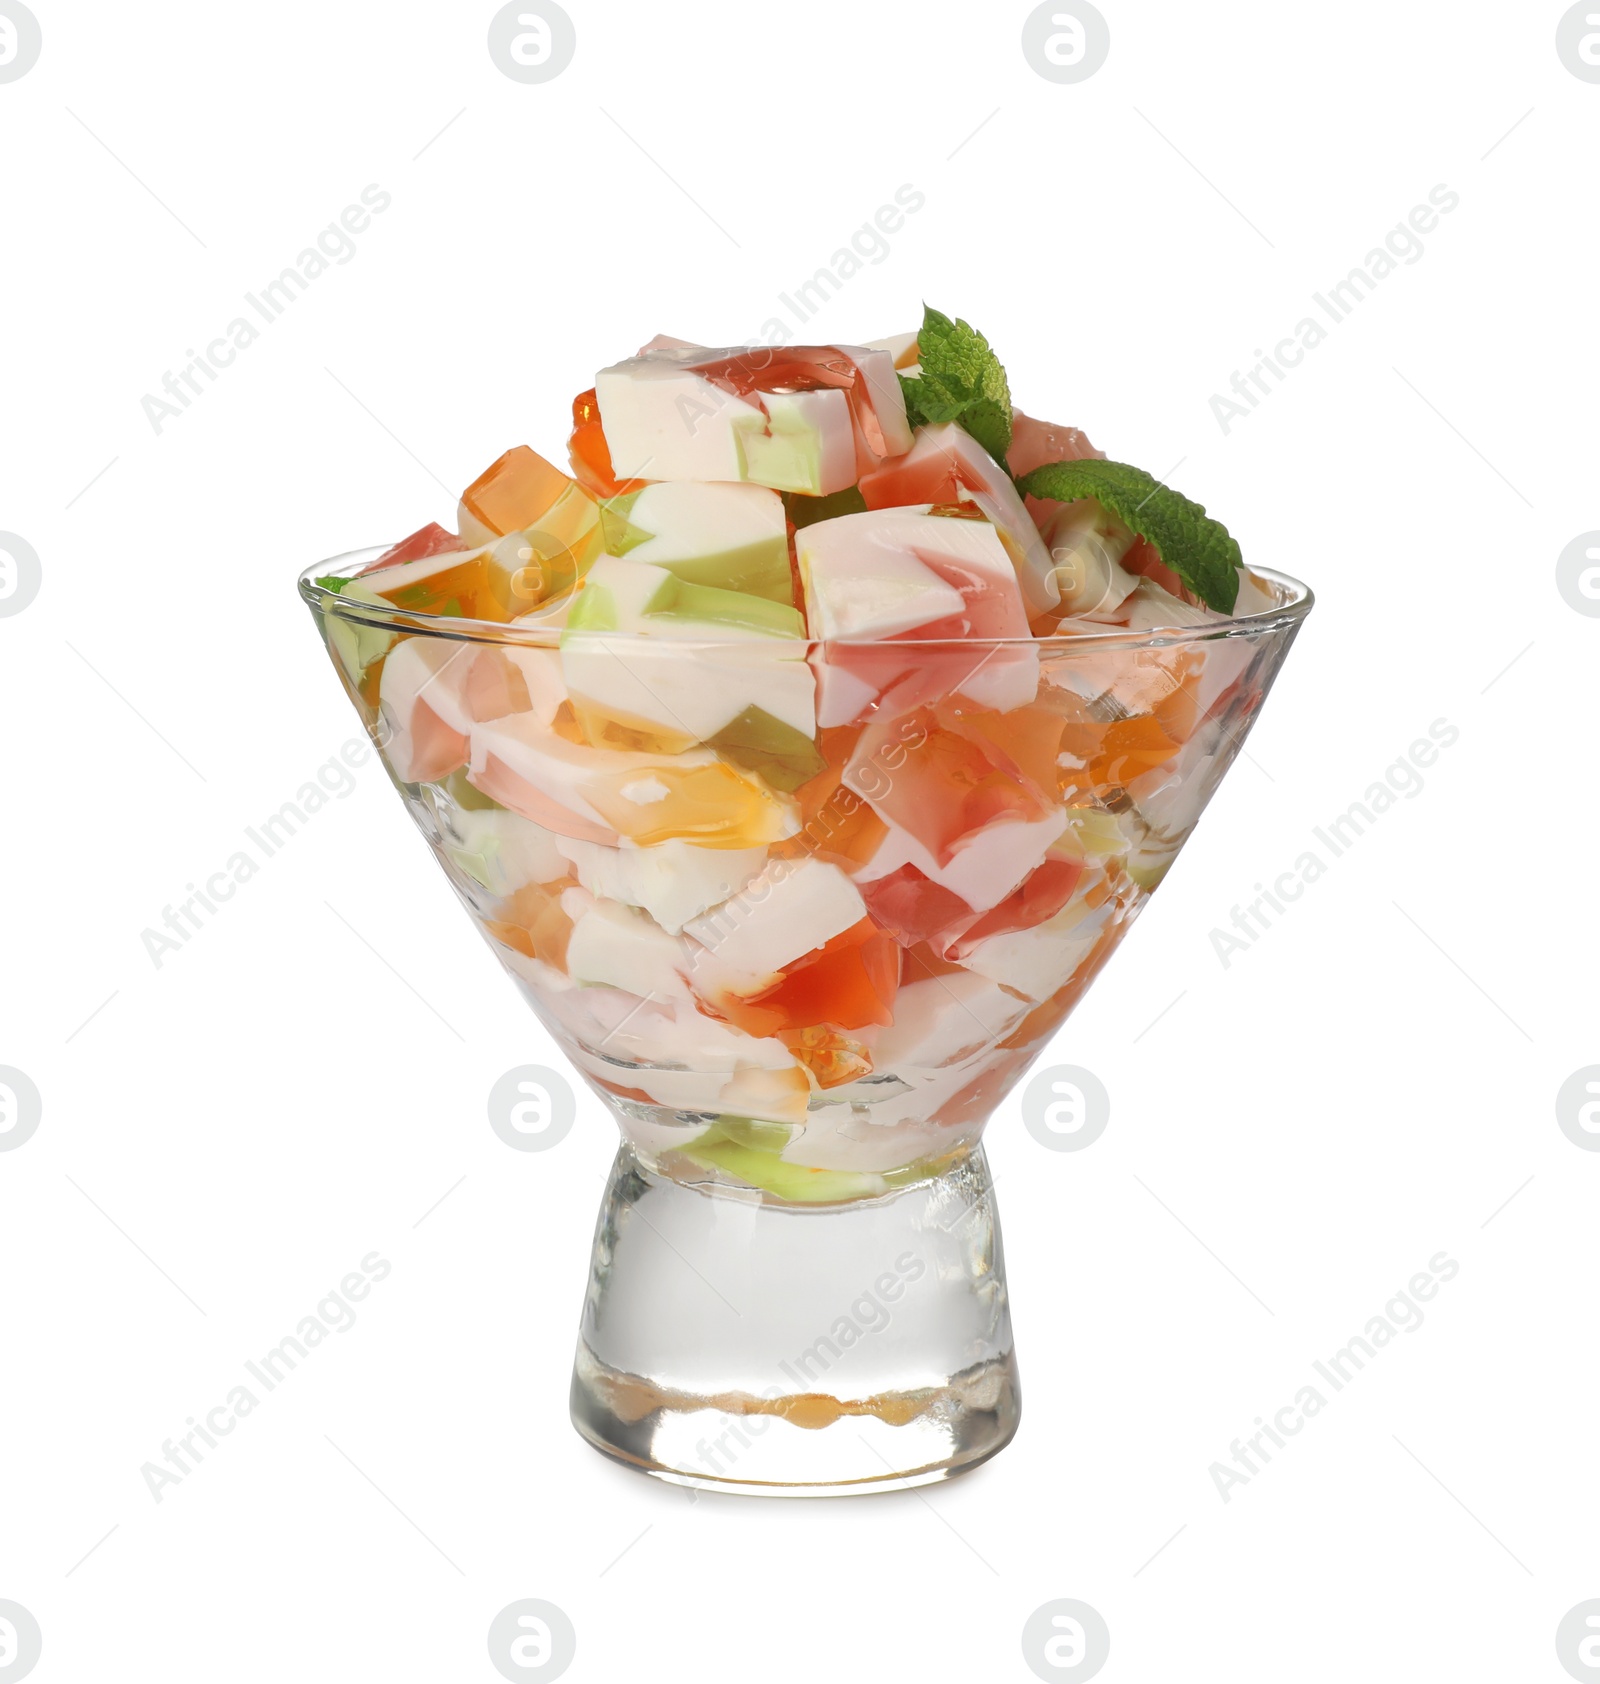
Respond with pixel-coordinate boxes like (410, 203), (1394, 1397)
(569, 1142), (1019, 1494)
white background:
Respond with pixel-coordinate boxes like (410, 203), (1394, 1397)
(2, 1), (1597, 1679)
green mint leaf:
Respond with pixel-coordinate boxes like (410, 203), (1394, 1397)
(952, 396), (1011, 466)
(897, 305), (1013, 462)
(898, 371), (929, 429)
(918, 306), (1011, 415)
(899, 372), (968, 430)
(900, 378), (965, 428)
(314, 574), (350, 593)
(1017, 459), (1243, 614)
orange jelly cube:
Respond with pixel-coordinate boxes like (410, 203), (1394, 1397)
(737, 919), (900, 1035)
(369, 553), (498, 620)
(568, 387), (646, 500)
(770, 731), (887, 871)
(462, 649), (533, 722)
(583, 759), (793, 850)
(937, 698), (1065, 805)
(1057, 711), (1182, 797)
(1152, 658), (1201, 743)
(484, 880), (575, 970)
(461, 445), (572, 539)
(783, 1027), (874, 1088)
(850, 709), (1052, 866)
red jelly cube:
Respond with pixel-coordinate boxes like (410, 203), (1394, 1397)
(860, 865), (977, 951)
(360, 522), (462, 574)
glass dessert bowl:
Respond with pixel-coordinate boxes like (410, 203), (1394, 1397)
(297, 311), (1312, 1493)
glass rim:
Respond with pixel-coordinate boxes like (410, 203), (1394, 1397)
(298, 545), (1314, 653)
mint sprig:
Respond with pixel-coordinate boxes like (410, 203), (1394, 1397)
(893, 306), (1246, 611)
(898, 304), (1012, 465)
(1017, 460), (1242, 614)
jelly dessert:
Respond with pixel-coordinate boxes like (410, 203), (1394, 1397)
(304, 307), (1307, 1209)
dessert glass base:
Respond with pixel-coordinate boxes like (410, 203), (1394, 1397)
(569, 1143), (1018, 1494)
